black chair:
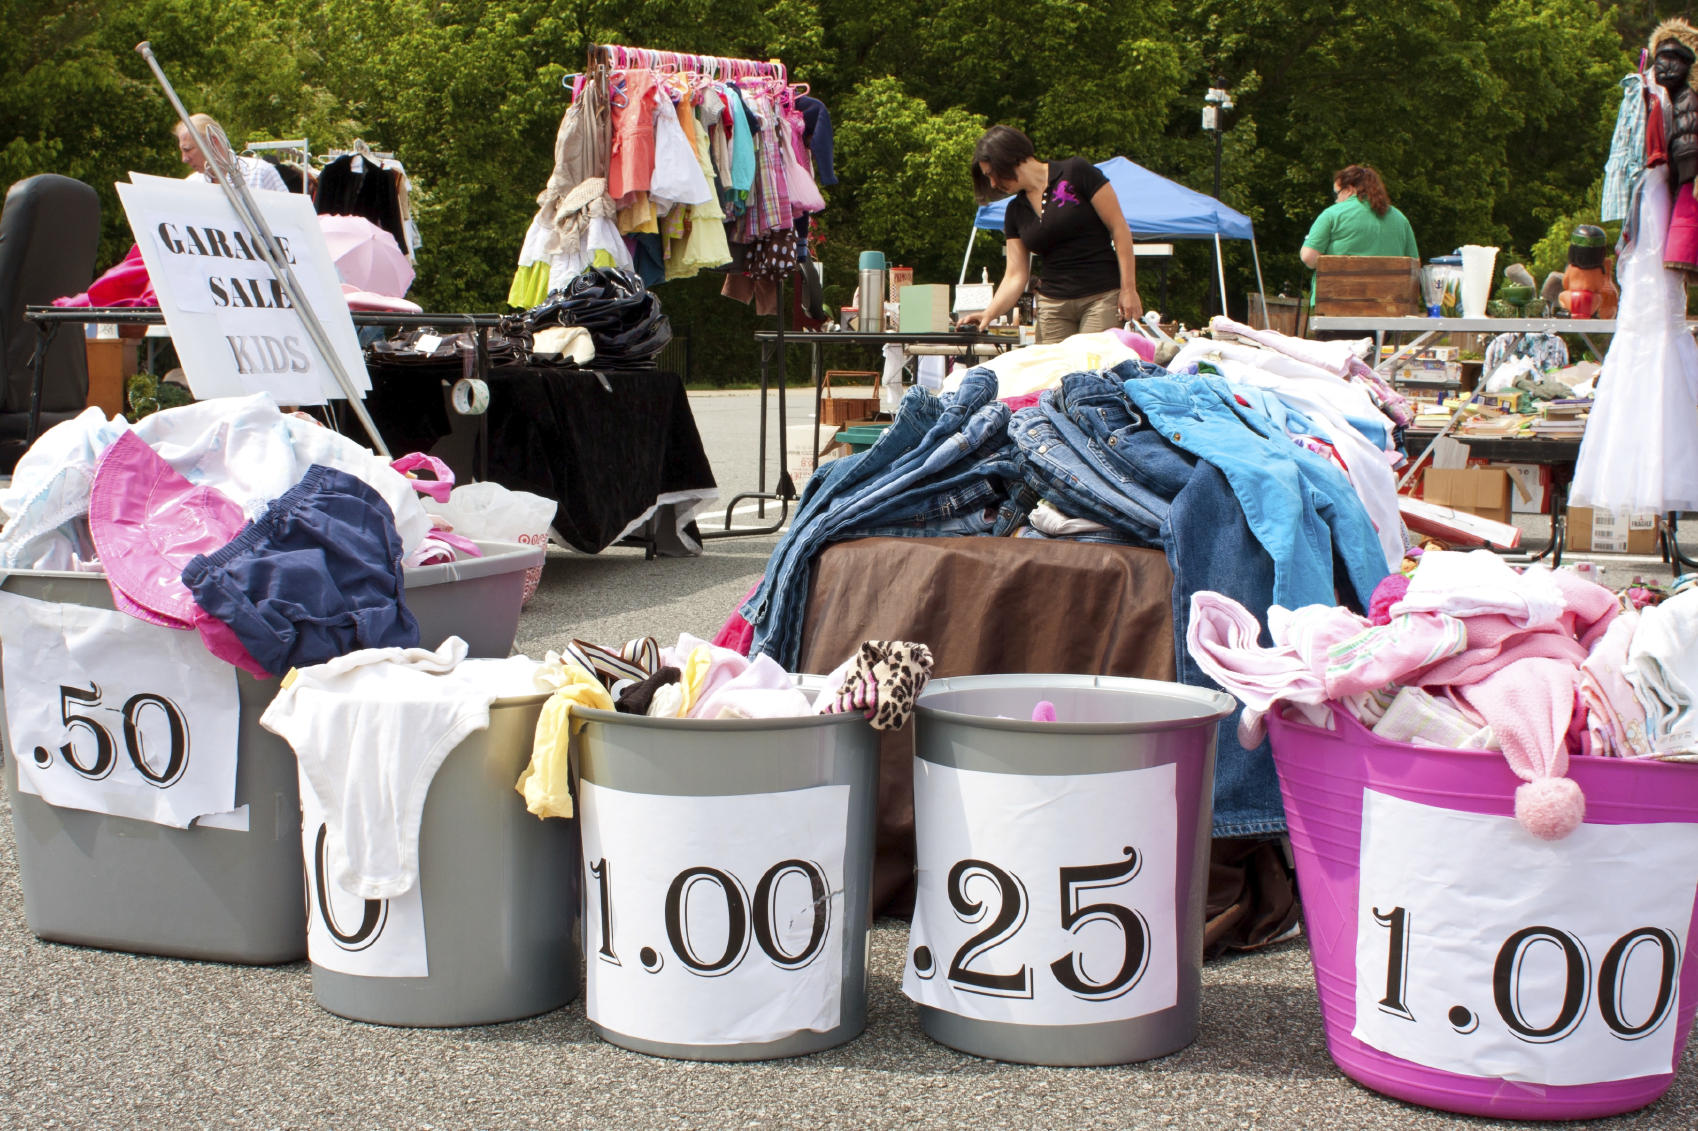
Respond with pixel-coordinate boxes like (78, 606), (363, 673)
(0, 174), (101, 473)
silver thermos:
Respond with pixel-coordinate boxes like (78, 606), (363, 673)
(856, 250), (887, 332)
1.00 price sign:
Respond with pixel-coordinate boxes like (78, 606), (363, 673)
(579, 781), (851, 1047)
(904, 761), (1181, 1026)
(1353, 790), (1698, 1086)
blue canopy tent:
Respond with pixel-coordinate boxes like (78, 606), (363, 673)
(963, 156), (1268, 324)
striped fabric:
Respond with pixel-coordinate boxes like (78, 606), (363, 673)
(561, 636), (661, 690)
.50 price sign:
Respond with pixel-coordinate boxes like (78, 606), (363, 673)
(0, 589), (241, 829)
(578, 780), (852, 1047)
(903, 759), (1181, 1027)
(1353, 790), (1698, 1087)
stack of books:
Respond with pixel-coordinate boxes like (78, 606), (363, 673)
(1530, 399), (1589, 438)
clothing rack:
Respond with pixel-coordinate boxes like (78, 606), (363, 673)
(246, 138), (310, 166)
(585, 42), (786, 83)
(585, 41), (800, 529)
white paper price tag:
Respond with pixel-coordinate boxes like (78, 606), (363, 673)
(903, 761), (1179, 1026)
(0, 591), (238, 827)
(1355, 789), (1698, 1085)
(299, 774), (428, 978)
(581, 781), (849, 1046)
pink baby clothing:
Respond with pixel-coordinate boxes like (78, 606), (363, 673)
(1390, 549), (1565, 629)
(1187, 592), (1326, 746)
(1546, 565), (1620, 650)
(1579, 606), (1654, 758)
(710, 580), (761, 657)
(1403, 613), (1587, 688)
(691, 652), (808, 719)
(1454, 657), (1585, 839)
(609, 69), (660, 202)
(1372, 686), (1493, 748)
(1319, 612), (1469, 699)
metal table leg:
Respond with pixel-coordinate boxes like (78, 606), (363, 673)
(25, 319), (63, 445)
(1661, 512), (1698, 575)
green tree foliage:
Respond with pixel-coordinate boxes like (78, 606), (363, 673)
(0, 0), (1655, 381)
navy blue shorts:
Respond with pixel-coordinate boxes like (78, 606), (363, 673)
(183, 464), (420, 676)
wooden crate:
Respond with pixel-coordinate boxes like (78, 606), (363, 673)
(820, 370), (879, 426)
(1312, 255), (1422, 316)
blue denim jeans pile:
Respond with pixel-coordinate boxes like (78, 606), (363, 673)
(741, 368), (1024, 670)
(745, 362), (1392, 837)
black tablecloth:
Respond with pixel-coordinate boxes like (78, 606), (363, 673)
(364, 361), (716, 554)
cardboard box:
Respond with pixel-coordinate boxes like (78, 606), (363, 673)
(84, 338), (136, 417)
(1380, 344), (1460, 363)
(1312, 255), (1422, 316)
(1394, 361), (1462, 385)
(1493, 462), (1550, 515)
(1421, 467), (1512, 524)
(898, 284), (952, 332)
(953, 282), (994, 314)
(1567, 507), (1659, 554)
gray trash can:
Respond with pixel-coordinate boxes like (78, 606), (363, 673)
(310, 692), (579, 1026)
(0, 540), (543, 965)
(909, 674), (1230, 1066)
(573, 698), (879, 1061)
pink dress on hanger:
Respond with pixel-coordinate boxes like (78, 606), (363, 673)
(608, 69), (660, 202)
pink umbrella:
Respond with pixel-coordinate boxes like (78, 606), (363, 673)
(317, 214), (415, 298)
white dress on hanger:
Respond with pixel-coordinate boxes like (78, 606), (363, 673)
(1570, 163), (1698, 514)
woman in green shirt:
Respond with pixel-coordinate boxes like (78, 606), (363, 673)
(1299, 164), (1418, 276)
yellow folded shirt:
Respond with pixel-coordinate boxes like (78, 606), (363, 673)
(515, 651), (614, 819)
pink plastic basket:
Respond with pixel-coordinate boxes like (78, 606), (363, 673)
(1267, 706), (1698, 1120)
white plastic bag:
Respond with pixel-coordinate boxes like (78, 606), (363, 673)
(422, 482), (556, 603)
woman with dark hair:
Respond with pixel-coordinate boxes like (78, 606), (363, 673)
(1299, 164), (1418, 275)
(964, 125), (1141, 341)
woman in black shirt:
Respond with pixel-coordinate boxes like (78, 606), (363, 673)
(966, 125), (1141, 342)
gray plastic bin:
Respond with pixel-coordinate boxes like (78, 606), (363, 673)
(311, 692), (579, 1026)
(574, 698), (879, 1061)
(911, 674), (1230, 1066)
(0, 540), (543, 965)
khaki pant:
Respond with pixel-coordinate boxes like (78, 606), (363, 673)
(1035, 288), (1119, 343)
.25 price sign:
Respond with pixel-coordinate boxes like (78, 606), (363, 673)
(579, 781), (851, 1047)
(0, 591), (239, 827)
(903, 760), (1180, 1026)
(1353, 789), (1698, 1087)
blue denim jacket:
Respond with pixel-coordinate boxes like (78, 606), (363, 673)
(1117, 365), (1387, 612)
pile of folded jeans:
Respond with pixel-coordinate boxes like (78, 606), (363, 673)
(504, 267), (672, 368)
(741, 358), (1402, 841)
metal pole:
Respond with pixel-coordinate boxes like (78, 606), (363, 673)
(1249, 236), (1270, 329)
(135, 41), (390, 457)
(1213, 234), (1229, 315)
(1213, 129), (1223, 201)
(957, 219), (979, 287)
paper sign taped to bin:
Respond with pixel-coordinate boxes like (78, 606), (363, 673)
(580, 781), (849, 1046)
(1354, 790), (1698, 1085)
(299, 775), (428, 978)
(902, 761), (1179, 1026)
(115, 174), (368, 406)
(0, 590), (239, 827)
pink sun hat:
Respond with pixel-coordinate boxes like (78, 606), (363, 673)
(88, 431), (249, 629)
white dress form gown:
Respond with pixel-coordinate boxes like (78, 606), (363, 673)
(1571, 163), (1698, 514)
